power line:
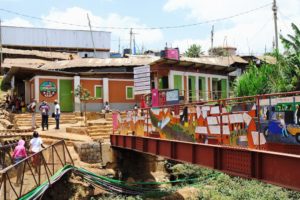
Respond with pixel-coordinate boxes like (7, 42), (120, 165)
(0, 3), (272, 30)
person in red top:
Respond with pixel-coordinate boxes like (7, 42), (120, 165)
(12, 139), (28, 186)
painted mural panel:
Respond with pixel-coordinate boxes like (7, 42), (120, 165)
(114, 95), (300, 147)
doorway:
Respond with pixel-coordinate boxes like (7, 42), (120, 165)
(59, 80), (73, 112)
(188, 76), (196, 102)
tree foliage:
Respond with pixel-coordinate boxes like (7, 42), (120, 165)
(234, 23), (300, 97)
(184, 44), (204, 58)
(280, 23), (300, 54)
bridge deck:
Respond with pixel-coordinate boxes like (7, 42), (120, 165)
(111, 134), (300, 191)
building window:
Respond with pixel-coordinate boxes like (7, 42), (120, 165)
(95, 85), (103, 99)
(126, 86), (134, 100)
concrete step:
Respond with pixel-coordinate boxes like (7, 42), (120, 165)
(89, 132), (112, 136)
(91, 135), (110, 140)
(17, 120), (78, 124)
(15, 116), (77, 120)
(88, 129), (112, 133)
(88, 129), (112, 134)
(87, 121), (112, 126)
(89, 133), (112, 137)
(87, 125), (112, 130)
(16, 121), (78, 127)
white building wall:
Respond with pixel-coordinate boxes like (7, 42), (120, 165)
(2, 26), (111, 50)
(78, 51), (110, 59)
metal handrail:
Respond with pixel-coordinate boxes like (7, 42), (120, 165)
(0, 139), (74, 200)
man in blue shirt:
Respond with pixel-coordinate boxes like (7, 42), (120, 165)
(39, 101), (50, 131)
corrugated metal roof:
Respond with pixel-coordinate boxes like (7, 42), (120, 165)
(2, 58), (50, 69)
(181, 55), (248, 66)
(1, 47), (79, 60)
(40, 55), (247, 70)
(256, 55), (277, 65)
(40, 56), (160, 70)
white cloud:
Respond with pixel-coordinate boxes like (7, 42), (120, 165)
(164, 0), (300, 55)
(2, 17), (33, 27)
(41, 7), (164, 51)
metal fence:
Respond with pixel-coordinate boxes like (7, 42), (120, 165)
(113, 91), (300, 154)
(0, 140), (73, 200)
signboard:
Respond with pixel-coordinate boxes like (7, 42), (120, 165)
(134, 81), (151, 87)
(135, 90), (151, 95)
(166, 89), (179, 104)
(40, 81), (57, 98)
(134, 65), (151, 95)
(166, 90), (178, 102)
(134, 73), (150, 79)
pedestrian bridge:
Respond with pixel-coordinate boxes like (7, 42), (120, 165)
(0, 140), (185, 199)
(111, 91), (300, 191)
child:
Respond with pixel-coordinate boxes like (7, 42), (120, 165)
(12, 139), (28, 185)
(30, 131), (45, 173)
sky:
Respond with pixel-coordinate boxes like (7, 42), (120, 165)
(0, 0), (299, 55)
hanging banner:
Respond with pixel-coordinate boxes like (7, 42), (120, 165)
(112, 113), (119, 131)
(40, 81), (57, 98)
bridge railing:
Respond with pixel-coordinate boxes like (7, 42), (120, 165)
(0, 140), (73, 200)
(113, 91), (300, 154)
(0, 137), (32, 170)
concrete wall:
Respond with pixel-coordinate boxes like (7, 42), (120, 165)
(83, 103), (135, 112)
(110, 103), (136, 111)
(78, 51), (110, 59)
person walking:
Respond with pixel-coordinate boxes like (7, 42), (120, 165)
(30, 131), (44, 173)
(54, 100), (61, 130)
(295, 104), (300, 125)
(28, 99), (37, 129)
(39, 100), (50, 131)
(12, 139), (28, 186)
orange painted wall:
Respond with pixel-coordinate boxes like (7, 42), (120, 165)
(39, 78), (58, 103)
(109, 80), (136, 103)
(80, 79), (103, 103)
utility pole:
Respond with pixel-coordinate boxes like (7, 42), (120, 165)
(118, 37), (121, 54)
(129, 28), (133, 54)
(272, 0), (279, 50)
(211, 25), (214, 50)
(133, 34), (136, 55)
(87, 14), (97, 58)
(0, 19), (2, 71)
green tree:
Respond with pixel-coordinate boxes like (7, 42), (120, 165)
(184, 44), (204, 57)
(234, 63), (273, 97)
(280, 23), (300, 54)
(234, 23), (300, 97)
(280, 23), (300, 89)
(74, 85), (95, 126)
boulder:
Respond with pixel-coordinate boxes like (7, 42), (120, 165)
(0, 119), (13, 129)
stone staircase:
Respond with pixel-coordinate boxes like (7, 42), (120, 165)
(13, 113), (78, 128)
(87, 120), (113, 140)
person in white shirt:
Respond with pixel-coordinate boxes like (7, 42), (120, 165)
(28, 99), (37, 129)
(54, 100), (61, 129)
(104, 101), (110, 113)
(30, 131), (44, 173)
